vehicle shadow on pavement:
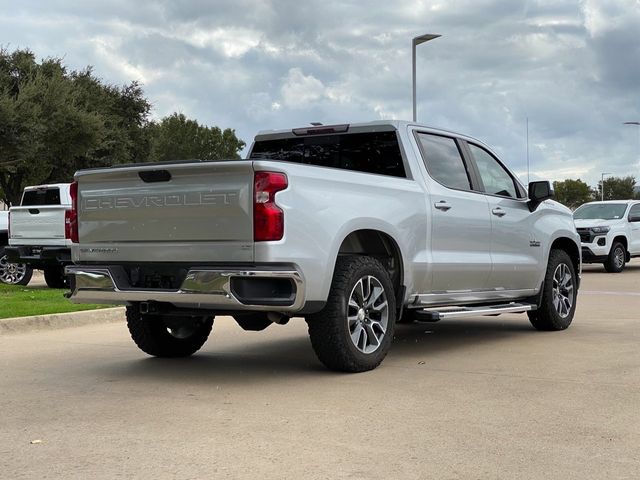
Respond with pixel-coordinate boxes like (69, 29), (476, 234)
(391, 318), (537, 358)
(93, 337), (326, 382)
(582, 262), (640, 274)
(90, 317), (539, 381)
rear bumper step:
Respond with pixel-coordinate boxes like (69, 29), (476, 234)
(412, 302), (536, 322)
(64, 265), (305, 312)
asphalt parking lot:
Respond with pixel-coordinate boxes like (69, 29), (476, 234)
(1, 264), (639, 479)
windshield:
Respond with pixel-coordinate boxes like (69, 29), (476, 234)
(573, 203), (627, 220)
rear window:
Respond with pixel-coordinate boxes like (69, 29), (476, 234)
(250, 131), (406, 178)
(21, 188), (61, 206)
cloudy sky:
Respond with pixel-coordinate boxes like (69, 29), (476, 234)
(1, 0), (639, 187)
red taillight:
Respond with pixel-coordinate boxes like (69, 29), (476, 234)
(254, 172), (287, 241)
(65, 181), (78, 243)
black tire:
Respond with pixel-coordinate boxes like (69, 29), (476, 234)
(43, 266), (69, 289)
(603, 241), (626, 273)
(306, 255), (396, 372)
(528, 249), (577, 331)
(126, 306), (214, 358)
(0, 248), (33, 286)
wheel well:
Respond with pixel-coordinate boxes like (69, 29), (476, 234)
(338, 230), (404, 300)
(612, 236), (627, 250)
(550, 237), (580, 273)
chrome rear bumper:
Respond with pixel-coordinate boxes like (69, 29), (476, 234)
(65, 265), (305, 312)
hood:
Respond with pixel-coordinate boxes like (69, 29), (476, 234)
(546, 200), (572, 215)
(573, 218), (622, 228)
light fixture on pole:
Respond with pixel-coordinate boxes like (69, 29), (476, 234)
(601, 172), (611, 201)
(412, 33), (441, 123)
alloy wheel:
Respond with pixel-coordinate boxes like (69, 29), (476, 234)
(0, 254), (28, 285)
(551, 263), (574, 318)
(347, 275), (389, 354)
(613, 246), (625, 269)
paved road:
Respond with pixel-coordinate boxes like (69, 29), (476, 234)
(2, 264), (639, 479)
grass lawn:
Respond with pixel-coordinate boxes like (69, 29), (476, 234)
(0, 283), (108, 319)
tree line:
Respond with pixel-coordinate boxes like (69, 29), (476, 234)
(552, 176), (638, 210)
(0, 48), (245, 206)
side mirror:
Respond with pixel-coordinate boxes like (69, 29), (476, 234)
(528, 181), (554, 212)
(629, 214), (640, 223)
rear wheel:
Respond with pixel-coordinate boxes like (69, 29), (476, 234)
(603, 241), (626, 273)
(0, 248), (33, 286)
(126, 306), (214, 357)
(43, 266), (69, 288)
(528, 249), (577, 331)
(306, 256), (396, 372)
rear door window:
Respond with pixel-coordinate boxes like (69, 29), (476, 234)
(416, 133), (472, 190)
(21, 188), (61, 206)
(250, 131), (406, 178)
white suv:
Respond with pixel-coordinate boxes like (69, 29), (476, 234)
(573, 200), (640, 272)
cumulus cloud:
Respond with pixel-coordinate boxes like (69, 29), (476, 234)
(0, 0), (639, 187)
(280, 68), (326, 108)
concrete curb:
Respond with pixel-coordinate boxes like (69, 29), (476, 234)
(0, 307), (126, 335)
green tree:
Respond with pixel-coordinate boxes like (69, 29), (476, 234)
(148, 113), (245, 162)
(552, 179), (594, 209)
(597, 176), (636, 201)
(0, 48), (151, 205)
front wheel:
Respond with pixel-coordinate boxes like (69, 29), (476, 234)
(0, 248), (33, 286)
(126, 306), (214, 357)
(528, 249), (577, 331)
(306, 256), (396, 372)
(604, 241), (626, 273)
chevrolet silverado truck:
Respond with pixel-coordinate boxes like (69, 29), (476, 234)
(65, 121), (581, 372)
(574, 200), (640, 273)
(0, 210), (33, 285)
(6, 183), (73, 288)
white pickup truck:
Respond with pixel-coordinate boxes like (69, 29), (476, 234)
(65, 121), (581, 372)
(574, 200), (640, 272)
(0, 210), (33, 285)
(6, 183), (74, 288)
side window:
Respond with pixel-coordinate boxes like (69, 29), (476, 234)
(628, 204), (640, 220)
(417, 133), (471, 190)
(468, 144), (519, 198)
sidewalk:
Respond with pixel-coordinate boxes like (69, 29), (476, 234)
(0, 306), (125, 335)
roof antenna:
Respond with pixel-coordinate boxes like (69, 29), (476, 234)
(310, 122), (323, 126)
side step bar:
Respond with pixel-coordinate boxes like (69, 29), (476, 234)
(412, 302), (536, 322)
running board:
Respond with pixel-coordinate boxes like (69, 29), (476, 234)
(412, 302), (536, 322)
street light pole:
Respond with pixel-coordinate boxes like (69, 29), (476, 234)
(412, 33), (441, 122)
(601, 172), (611, 201)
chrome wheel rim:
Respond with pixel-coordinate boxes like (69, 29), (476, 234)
(613, 247), (625, 269)
(0, 254), (28, 285)
(552, 263), (574, 318)
(347, 275), (389, 354)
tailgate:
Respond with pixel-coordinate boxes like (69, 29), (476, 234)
(9, 206), (68, 243)
(76, 161), (255, 263)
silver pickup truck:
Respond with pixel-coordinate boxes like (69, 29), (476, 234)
(66, 121), (581, 372)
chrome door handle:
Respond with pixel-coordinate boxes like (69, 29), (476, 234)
(492, 207), (506, 217)
(434, 201), (452, 211)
